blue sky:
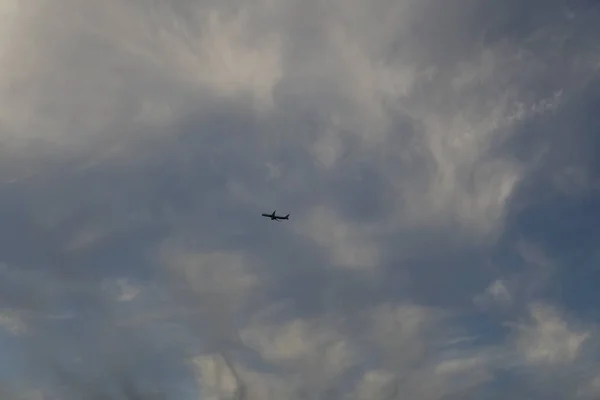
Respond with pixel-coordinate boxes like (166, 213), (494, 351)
(1, 0), (600, 398)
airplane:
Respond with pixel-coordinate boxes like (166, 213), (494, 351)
(261, 210), (290, 221)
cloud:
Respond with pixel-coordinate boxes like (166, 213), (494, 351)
(295, 205), (380, 270)
(513, 303), (590, 366)
(1, 0), (599, 398)
(101, 278), (141, 302)
(241, 315), (355, 381)
(474, 279), (513, 310)
(192, 355), (240, 400)
(0, 309), (28, 335)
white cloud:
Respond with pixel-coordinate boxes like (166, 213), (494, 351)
(513, 303), (590, 366)
(298, 34), (532, 237)
(241, 315), (355, 381)
(161, 245), (259, 301)
(475, 240), (559, 314)
(237, 301), (499, 400)
(1, 388), (45, 400)
(517, 239), (554, 269)
(0, 0), (283, 170)
(0, 0), (599, 398)
(192, 355), (239, 400)
(295, 205), (380, 270)
(354, 370), (395, 400)
(191, 353), (299, 400)
(399, 72), (525, 235)
(0, 0), (569, 240)
(474, 279), (513, 309)
(0, 309), (28, 335)
(369, 303), (448, 369)
(578, 374), (600, 399)
(311, 127), (345, 170)
(100, 278), (141, 303)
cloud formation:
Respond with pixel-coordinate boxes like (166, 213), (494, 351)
(1, 0), (600, 398)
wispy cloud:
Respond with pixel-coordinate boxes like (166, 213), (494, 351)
(1, 0), (600, 398)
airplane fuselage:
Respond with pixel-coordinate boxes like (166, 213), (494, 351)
(261, 210), (289, 221)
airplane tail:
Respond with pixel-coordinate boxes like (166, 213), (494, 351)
(285, 214), (290, 219)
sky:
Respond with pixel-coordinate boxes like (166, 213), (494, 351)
(0, 0), (600, 398)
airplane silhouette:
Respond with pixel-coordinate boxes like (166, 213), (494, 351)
(261, 210), (289, 221)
